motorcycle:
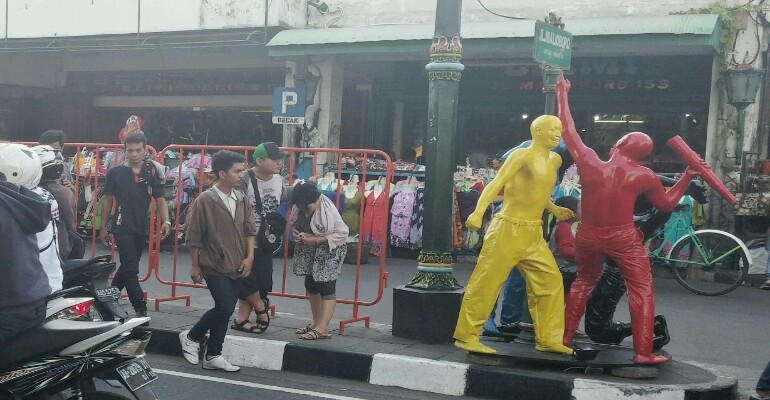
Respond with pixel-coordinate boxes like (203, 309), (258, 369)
(0, 317), (157, 400)
(58, 255), (129, 322)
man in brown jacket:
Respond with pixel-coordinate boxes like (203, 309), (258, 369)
(179, 150), (256, 372)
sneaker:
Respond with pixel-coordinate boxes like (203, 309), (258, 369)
(202, 355), (241, 372)
(135, 310), (148, 318)
(179, 330), (200, 365)
(760, 280), (770, 290)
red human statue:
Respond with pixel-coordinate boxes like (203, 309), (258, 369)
(556, 73), (698, 365)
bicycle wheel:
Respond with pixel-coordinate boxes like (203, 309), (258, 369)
(669, 231), (748, 296)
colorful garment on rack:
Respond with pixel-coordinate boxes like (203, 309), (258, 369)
(390, 190), (416, 248)
(456, 190), (481, 224)
(453, 191), (464, 248)
(360, 191), (388, 256)
(409, 188), (425, 250)
(341, 191), (362, 236)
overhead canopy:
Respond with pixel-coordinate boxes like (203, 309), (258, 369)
(267, 14), (721, 58)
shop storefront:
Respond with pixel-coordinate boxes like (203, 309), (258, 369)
(64, 67), (285, 147)
(269, 14), (721, 171)
(342, 55), (711, 171)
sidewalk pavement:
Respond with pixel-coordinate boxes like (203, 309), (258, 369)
(139, 303), (738, 400)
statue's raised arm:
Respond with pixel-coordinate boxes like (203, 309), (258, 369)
(556, 73), (600, 165)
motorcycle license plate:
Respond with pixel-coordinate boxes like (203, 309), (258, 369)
(95, 286), (121, 301)
(116, 358), (158, 392)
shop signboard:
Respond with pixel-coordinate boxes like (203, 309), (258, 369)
(533, 21), (572, 70)
(272, 87), (305, 124)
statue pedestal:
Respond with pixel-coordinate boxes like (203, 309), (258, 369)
(467, 338), (666, 379)
(392, 285), (464, 343)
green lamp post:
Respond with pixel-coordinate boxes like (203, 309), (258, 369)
(723, 65), (764, 163)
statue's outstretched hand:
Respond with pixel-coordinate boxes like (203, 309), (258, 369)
(466, 212), (483, 231)
(552, 206), (575, 222)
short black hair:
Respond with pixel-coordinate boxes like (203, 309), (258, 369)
(211, 150), (245, 178)
(292, 182), (322, 211)
(39, 130), (66, 146)
(554, 196), (579, 213)
(124, 132), (147, 147)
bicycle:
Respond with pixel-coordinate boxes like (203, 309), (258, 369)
(646, 205), (751, 296)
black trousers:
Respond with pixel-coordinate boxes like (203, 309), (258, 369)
(188, 273), (239, 357)
(241, 248), (273, 303)
(112, 231), (147, 312)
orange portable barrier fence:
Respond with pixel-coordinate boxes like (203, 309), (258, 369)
(152, 145), (392, 333)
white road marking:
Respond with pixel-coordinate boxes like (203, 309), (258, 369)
(154, 368), (366, 400)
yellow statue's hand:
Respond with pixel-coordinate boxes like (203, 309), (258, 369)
(552, 206), (575, 222)
(466, 212), (483, 231)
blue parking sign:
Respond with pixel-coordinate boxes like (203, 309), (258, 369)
(272, 87), (306, 125)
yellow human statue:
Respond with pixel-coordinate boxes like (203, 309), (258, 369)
(453, 115), (575, 356)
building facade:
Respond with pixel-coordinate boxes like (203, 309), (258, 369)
(0, 0), (767, 230)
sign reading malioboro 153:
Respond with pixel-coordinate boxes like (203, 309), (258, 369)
(533, 21), (572, 70)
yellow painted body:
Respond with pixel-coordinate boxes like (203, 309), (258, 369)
(453, 115), (574, 356)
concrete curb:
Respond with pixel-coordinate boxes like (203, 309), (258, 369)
(141, 327), (738, 399)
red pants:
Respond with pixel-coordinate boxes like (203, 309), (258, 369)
(564, 223), (656, 357)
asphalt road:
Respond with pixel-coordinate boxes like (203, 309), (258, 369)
(145, 353), (462, 400)
(87, 241), (770, 395)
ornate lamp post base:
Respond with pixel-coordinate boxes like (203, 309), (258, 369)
(406, 251), (462, 290)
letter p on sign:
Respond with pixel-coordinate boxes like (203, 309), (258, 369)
(281, 91), (297, 113)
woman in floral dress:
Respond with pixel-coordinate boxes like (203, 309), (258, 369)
(290, 182), (349, 340)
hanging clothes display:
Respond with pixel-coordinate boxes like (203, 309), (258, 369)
(360, 190), (389, 256)
(341, 190), (362, 236)
(452, 192), (465, 248)
(409, 188), (425, 250)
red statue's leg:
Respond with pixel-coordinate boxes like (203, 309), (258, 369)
(564, 232), (605, 346)
(607, 229), (669, 365)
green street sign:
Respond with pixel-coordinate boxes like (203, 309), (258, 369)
(533, 20), (572, 70)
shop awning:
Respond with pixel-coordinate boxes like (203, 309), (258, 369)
(266, 14), (720, 58)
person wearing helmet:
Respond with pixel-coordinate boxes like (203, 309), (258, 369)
(0, 144), (64, 292)
(100, 132), (170, 318)
(0, 144), (53, 344)
(34, 145), (79, 259)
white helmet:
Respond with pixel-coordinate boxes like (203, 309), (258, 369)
(32, 144), (65, 177)
(0, 143), (43, 189)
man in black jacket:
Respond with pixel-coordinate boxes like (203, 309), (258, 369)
(0, 180), (52, 343)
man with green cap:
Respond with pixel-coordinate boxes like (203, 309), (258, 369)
(232, 142), (291, 334)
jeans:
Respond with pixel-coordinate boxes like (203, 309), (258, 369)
(484, 268), (527, 332)
(758, 360), (770, 391)
(189, 273), (239, 357)
(0, 301), (46, 344)
(112, 231), (147, 312)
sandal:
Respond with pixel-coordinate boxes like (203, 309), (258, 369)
(295, 324), (313, 334)
(299, 328), (332, 340)
(252, 307), (270, 333)
(230, 319), (265, 334)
